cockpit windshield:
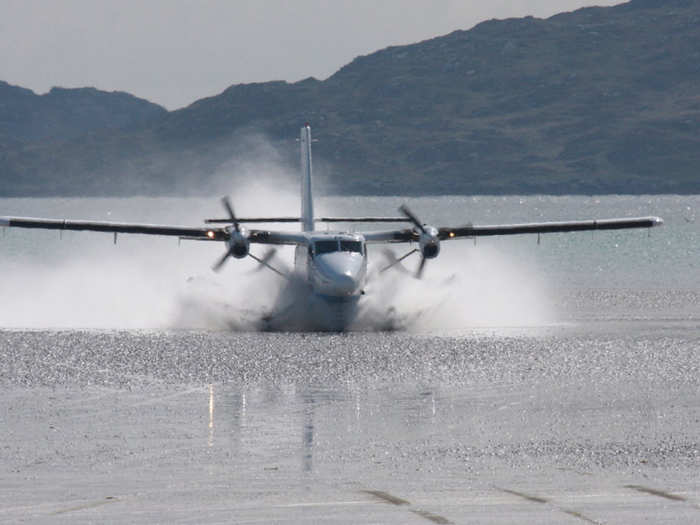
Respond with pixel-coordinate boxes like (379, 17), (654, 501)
(314, 240), (338, 255)
(313, 239), (364, 256)
(340, 240), (362, 254)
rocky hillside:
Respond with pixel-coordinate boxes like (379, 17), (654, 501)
(0, 82), (166, 142)
(1, 0), (699, 196)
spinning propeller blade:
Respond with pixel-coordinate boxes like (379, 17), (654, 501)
(221, 196), (240, 232)
(415, 256), (427, 279)
(212, 247), (235, 272)
(399, 204), (426, 234)
(251, 247), (277, 272)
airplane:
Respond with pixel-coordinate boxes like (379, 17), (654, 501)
(0, 124), (663, 330)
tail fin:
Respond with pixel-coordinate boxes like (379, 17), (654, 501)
(300, 123), (314, 232)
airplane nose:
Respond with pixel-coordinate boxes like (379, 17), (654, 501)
(334, 273), (357, 295)
(313, 253), (364, 297)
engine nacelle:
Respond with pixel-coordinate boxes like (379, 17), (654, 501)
(419, 226), (440, 259)
(229, 228), (250, 259)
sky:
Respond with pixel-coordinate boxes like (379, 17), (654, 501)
(1, 0), (622, 110)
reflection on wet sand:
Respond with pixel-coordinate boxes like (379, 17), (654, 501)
(208, 384), (214, 448)
(301, 390), (314, 473)
(215, 384), (325, 474)
(1, 325), (698, 524)
(199, 374), (698, 523)
(209, 383), (446, 477)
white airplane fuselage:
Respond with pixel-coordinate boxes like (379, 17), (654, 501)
(295, 124), (369, 309)
(294, 233), (368, 299)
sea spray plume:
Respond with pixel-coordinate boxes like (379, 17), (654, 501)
(0, 133), (304, 329)
(170, 171), (303, 330)
(411, 243), (552, 330)
(203, 130), (299, 198)
(0, 249), (181, 329)
(347, 241), (553, 332)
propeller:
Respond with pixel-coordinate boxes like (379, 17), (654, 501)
(212, 196), (249, 272)
(399, 204), (439, 279)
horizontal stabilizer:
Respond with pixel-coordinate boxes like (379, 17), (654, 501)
(206, 217), (301, 224)
(317, 217), (409, 223)
(205, 216), (410, 224)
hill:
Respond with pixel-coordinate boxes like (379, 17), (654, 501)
(1, 0), (699, 196)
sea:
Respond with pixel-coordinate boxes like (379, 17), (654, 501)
(0, 194), (698, 523)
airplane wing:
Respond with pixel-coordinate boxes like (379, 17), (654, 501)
(363, 216), (663, 243)
(0, 216), (228, 239)
(0, 216), (308, 245)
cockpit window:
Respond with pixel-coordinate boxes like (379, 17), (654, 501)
(314, 240), (338, 255)
(340, 240), (363, 254)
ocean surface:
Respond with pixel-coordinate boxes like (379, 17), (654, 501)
(0, 195), (698, 523)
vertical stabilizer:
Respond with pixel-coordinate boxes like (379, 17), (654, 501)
(300, 124), (314, 232)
